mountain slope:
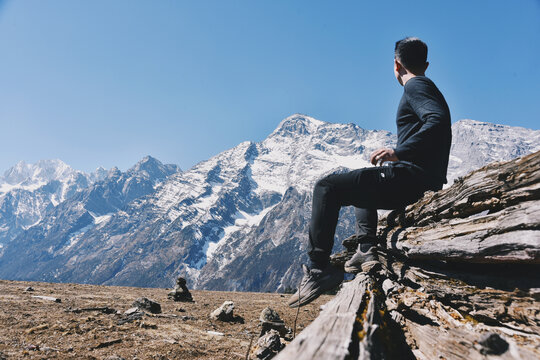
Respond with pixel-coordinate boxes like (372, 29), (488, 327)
(0, 115), (538, 292)
(448, 119), (540, 182)
(0, 157), (179, 274)
(0, 159), (106, 248)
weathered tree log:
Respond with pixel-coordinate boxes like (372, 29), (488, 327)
(280, 151), (540, 359)
(381, 150), (540, 264)
(386, 200), (539, 263)
(400, 150), (540, 227)
(275, 274), (372, 360)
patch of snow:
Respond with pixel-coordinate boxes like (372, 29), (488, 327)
(58, 223), (94, 254)
(184, 264), (201, 282)
(93, 213), (113, 225)
(206, 205), (277, 260)
(0, 181), (47, 194)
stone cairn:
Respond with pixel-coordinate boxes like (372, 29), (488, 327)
(258, 307), (291, 340)
(167, 277), (194, 302)
(252, 308), (291, 360)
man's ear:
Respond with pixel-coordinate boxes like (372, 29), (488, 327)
(394, 59), (402, 71)
(424, 61), (429, 72)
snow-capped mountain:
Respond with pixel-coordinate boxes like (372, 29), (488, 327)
(0, 115), (538, 292)
(448, 120), (540, 182)
(0, 159), (106, 247)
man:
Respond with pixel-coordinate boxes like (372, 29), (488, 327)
(288, 37), (452, 308)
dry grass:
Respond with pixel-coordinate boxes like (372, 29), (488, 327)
(0, 280), (332, 359)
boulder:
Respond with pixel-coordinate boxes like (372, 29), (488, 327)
(254, 329), (283, 360)
(210, 301), (235, 322)
(132, 297), (161, 314)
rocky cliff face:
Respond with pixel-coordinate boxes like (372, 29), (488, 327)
(0, 115), (538, 292)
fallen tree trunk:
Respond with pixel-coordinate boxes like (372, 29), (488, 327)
(278, 150), (540, 359)
(383, 150), (540, 264)
(275, 274), (372, 360)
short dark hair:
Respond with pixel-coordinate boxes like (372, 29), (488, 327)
(394, 37), (428, 74)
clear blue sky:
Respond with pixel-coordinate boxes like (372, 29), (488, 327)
(0, 0), (539, 173)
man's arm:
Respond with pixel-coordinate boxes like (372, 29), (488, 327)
(370, 148), (398, 166)
(393, 80), (449, 162)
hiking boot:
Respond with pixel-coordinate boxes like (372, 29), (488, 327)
(344, 243), (380, 273)
(287, 264), (343, 308)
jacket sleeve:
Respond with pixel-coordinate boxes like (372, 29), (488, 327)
(394, 80), (449, 161)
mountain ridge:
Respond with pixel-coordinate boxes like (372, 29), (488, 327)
(0, 115), (539, 292)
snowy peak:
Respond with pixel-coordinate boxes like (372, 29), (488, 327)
(90, 167), (108, 183)
(128, 156), (180, 179)
(0, 160), (93, 244)
(258, 118), (394, 193)
(453, 119), (540, 148)
(0, 156), (179, 247)
(2, 159), (74, 187)
(270, 113), (326, 138)
(448, 119), (540, 182)
(106, 167), (122, 179)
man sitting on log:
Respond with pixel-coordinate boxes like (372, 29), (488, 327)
(288, 37), (452, 308)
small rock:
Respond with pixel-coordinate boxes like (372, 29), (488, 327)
(31, 295), (61, 303)
(168, 277), (194, 302)
(139, 322), (158, 329)
(24, 286), (35, 292)
(259, 307), (283, 323)
(117, 311), (144, 325)
(210, 301), (235, 321)
(124, 307), (140, 315)
(207, 330), (225, 336)
(40, 346), (60, 352)
(132, 297), (161, 314)
(91, 338), (122, 349)
(162, 339), (178, 345)
(477, 333), (509, 355)
(26, 324), (48, 334)
(259, 308), (289, 338)
(254, 329), (283, 360)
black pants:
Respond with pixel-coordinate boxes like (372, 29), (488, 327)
(307, 161), (432, 269)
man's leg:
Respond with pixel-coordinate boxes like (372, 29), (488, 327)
(307, 167), (392, 269)
(345, 207), (380, 273)
(289, 164), (425, 307)
(290, 168), (388, 308)
(355, 207), (377, 239)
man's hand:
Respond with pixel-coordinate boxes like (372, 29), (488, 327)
(370, 148), (399, 166)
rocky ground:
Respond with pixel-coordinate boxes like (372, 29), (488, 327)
(0, 280), (331, 359)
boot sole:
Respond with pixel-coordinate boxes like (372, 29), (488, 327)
(344, 260), (381, 274)
(287, 274), (343, 308)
